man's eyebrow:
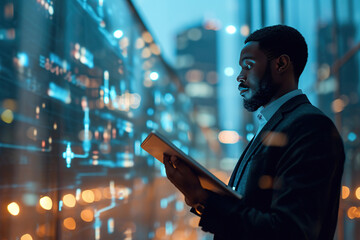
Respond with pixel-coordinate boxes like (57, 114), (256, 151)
(239, 57), (255, 65)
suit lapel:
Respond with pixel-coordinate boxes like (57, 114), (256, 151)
(230, 94), (311, 190)
(228, 137), (254, 187)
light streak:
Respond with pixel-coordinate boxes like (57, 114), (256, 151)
(94, 181), (117, 240)
(62, 142), (89, 168)
(103, 71), (110, 104)
(0, 142), (51, 152)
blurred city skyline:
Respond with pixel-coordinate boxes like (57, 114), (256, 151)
(133, 1), (360, 239)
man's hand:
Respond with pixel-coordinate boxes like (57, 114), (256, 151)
(163, 154), (209, 207)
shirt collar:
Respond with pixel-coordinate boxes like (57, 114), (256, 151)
(256, 89), (303, 124)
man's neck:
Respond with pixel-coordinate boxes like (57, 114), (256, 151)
(264, 86), (299, 108)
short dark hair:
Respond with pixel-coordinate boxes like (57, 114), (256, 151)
(245, 25), (308, 81)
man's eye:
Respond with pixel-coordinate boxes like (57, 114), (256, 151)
(245, 64), (252, 70)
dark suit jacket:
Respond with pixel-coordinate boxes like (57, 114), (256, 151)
(198, 94), (345, 240)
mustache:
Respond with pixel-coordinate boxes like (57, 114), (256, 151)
(239, 82), (249, 88)
(238, 82), (250, 91)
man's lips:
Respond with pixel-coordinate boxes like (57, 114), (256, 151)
(241, 89), (249, 94)
(238, 85), (249, 94)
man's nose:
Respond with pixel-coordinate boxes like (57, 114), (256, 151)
(237, 74), (246, 83)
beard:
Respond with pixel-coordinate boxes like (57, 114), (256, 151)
(243, 63), (279, 112)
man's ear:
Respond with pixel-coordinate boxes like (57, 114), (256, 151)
(276, 54), (291, 73)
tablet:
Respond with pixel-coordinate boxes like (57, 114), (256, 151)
(141, 131), (242, 200)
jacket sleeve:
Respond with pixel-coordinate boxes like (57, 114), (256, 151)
(197, 115), (345, 240)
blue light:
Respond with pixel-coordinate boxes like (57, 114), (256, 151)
(94, 217), (101, 229)
(161, 112), (173, 132)
(59, 200), (63, 211)
(160, 164), (166, 177)
(154, 90), (161, 105)
(160, 198), (168, 208)
(17, 52), (29, 67)
(62, 142), (74, 168)
(348, 132), (357, 142)
(147, 108), (154, 116)
(175, 201), (184, 211)
(110, 86), (117, 108)
(181, 146), (189, 155)
(48, 82), (71, 104)
(246, 133), (255, 141)
(225, 25), (237, 34)
(246, 123), (254, 132)
(147, 156), (154, 166)
(113, 30), (123, 39)
(165, 221), (173, 235)
(103, 71), (109, 104)
(76, 188), (81, 200)
(134, 140), (141, 156)
(150, 72), (159, 81)
(83, 108), (90, 130)
(146, 120), (153, 128)
(107, 218), (114, 234)
(224, 67), (234, 76)
(164, 93), (175, 104)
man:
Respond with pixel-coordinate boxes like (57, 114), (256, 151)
(164, 25), (345, 240)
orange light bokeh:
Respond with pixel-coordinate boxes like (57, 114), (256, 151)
(342, 186), (350, 199)
(80, 208), (94, 222)
(63, 194), (76, 207)
(82, 190), (95, 203)
(7, 202), (20, 216)
(39, 196), (52, 210)
(63, 217), (76, 230)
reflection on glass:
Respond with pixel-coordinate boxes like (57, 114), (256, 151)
(0, 0), (202, 239)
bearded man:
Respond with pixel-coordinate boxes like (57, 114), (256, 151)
(164, 25), (345, 240)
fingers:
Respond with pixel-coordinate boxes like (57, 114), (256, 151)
(170, 156), (177, 168)
(163, 154), (177, 168)
(163, 154), (176, 176)
(163, 153), (171, 168)
(163, 154), (193, 176)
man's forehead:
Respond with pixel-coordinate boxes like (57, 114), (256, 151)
(240, 41), (261, 60)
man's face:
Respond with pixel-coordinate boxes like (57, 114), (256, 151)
(237, 41), (279, 112)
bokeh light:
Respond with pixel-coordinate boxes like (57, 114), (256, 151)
(150, 71), (159, 81)
(347, 206), (360, 219)
(20, 234), (33, 240)
(63, 217), (76, 230)
(240, 24), (250, 36)
(342, 186), (350, 199)
(355, 187), (360, 200)
(1, 109), (14, 123)
(80, 208), (94, 222)
(225, 25), (236, 34)
(7, 202), (20, 216)
(224, 67), (234, 77)
(331, 98), (345, 113)
(218, 130), (240, 144)
(63, 194), (76, 207)
(92, 188), (102, 201)
(113, 29), (123, 39)
(142, 31), (153, 43)
(82, 190), (95, 203)
(39, 196), (53, 210)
